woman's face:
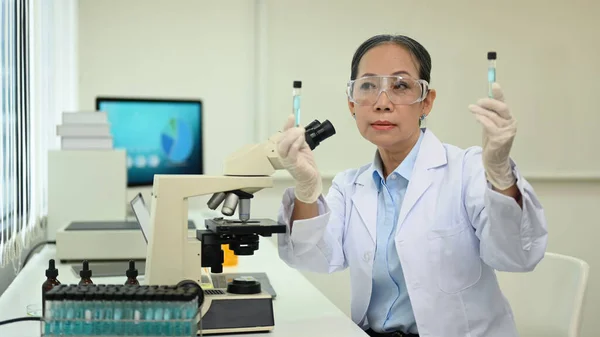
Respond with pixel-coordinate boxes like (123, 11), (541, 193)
(348, 43), (436, 150)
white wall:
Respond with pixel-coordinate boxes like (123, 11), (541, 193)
(77, 1), (600, 337)
(77, 0), (258, 176)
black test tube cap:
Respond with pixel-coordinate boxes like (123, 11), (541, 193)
(487, 51), (497, 60)
(293, 81), (302, 88)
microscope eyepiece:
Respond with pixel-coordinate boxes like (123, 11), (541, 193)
(304, 120), (321, 132)
(305, 119), (336, 150)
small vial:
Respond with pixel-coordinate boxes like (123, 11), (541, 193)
(153, 292), (164, 335)
(144, 291), (155, 336)
(487, 51), (497, 98)
(125, 260), (140, 285)
(79, 260), (94, 285)
(53, 287), (67, 335)
(103, 291), (114, 335)
(293, 80), (302, 127)
(43, 291), (55, 335)
(64, 290), (75, 335)
(172, 290), (185, 336)
(113, 290), (124, 335)
(42, 259), (61, 316)
(133, 291), (145, 336)
(71, 292), (82, 335)
(93, 291), (105, 336)
(163, 291), (174, 336)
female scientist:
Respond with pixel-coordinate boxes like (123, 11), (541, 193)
(276, 34), (548, 337)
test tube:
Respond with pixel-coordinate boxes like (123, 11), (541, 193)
(133, 291), (145, 336)
(293, 81), (302, 127)
(144, 291), (155, 336)
(64, 290), (75, 335)
(94, 290), (105, 335)
(173, 290), (185, 336)
(43, 291), (55, 336)
(487, 51), (497, 98)
(82, 292), (94, 336)
(113, 290), (124, 335)
(153, 292), (165, 335)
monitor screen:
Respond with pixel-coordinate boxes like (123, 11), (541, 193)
(96, 97), (203, 186)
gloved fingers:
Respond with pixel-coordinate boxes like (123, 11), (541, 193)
(469, 104), (511, 129)
(282, 114), (295, 131)
(491, 82), (505, 102)
(286, 133), (306, 163)
(472, 110), (498, 131)
(277, 127), (304, 159)
(475, 97), (511, 120)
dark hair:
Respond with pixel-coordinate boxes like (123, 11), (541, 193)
(350, 34), (432, 83)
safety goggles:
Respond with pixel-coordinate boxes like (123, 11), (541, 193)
(347, 75), (429, 106)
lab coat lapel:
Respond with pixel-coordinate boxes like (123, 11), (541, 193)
(396, 130), (448, 230)
(351, 166), (378, 244)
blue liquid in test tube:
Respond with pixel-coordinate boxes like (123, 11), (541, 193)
(293, 81), (302, 127)
(487, 51), (497, 98)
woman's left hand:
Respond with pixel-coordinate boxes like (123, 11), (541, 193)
(468, 83), (518, 190)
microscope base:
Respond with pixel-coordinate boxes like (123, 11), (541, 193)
(200, 290), (274, 335)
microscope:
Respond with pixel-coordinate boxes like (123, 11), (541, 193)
(145, 119), (336, 335)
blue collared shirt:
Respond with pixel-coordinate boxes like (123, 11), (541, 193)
(366, 130), (424, 334)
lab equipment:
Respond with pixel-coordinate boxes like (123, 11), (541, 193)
(488, 51), (497, 98)
(95, 97), (203, 187)
(79, 260), (94, 285)
(125, 260), (140, 285)
(55, 219), (196, 263)
(293, 81), (302, 126)
(48, 150), (127, 241)
(42, 259), (61, 314)
(144, 118), (336, 334)
(209, 273), (277, 298)
(42, 284), (202, 337)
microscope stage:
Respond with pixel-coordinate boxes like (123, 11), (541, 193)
(203, 217), (286, 237)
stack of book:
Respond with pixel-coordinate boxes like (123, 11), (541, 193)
(57, 111), (113, 150)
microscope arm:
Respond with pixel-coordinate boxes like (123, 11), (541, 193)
(222, 118), (335, 177)
(222, 132), (284, 177)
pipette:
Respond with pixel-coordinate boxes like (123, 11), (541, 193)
(487, 51), (497, 98)
(293, 81), (302, 127)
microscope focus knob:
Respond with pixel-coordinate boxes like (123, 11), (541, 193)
(226, 276), (261, 295)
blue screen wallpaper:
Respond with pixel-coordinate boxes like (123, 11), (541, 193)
(98, 100), (203, 186)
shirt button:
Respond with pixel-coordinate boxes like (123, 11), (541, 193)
(363, 252), (372, 262)
(391, 175), (397, 180)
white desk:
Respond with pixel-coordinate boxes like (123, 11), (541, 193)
(0, 211), (367, 337)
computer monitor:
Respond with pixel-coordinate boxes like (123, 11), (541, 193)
(96, 97), (203, 186)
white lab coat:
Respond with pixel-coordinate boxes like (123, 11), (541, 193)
(277, 129), (548, 337)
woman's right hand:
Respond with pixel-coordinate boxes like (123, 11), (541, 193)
(277, 114), (322, 204)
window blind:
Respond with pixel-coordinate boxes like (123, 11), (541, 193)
(0, 0), (49, 269)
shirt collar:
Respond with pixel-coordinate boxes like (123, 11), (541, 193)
(372, 130), (424, 188)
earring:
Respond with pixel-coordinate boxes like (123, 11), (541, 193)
(352, 113), (356, 119)
(419, 114), (426, 120)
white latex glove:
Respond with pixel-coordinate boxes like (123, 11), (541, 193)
(277, 114), (322, 204)
(468, 83), (518, 190)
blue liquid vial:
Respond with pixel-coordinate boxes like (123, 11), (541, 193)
(293, 81), (302, 127)
(487, 51), (497, 98)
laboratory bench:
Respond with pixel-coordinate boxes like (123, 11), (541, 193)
(0, 210), (367, 337)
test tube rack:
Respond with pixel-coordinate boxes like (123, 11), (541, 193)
(42, 284), (203, 337)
